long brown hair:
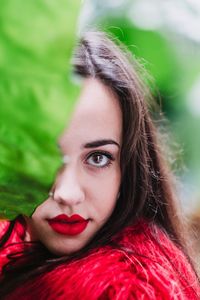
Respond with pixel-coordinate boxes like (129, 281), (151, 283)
(73, 31), (185, 247)
(0, 30), (193, 296)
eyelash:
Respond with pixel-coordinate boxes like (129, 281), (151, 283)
(85, 151), (114, 169)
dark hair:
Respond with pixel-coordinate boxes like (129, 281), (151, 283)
(0, 31), (194, 296)
(72, 31), (184, 247)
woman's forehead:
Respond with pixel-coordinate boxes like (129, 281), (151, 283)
(58, 78), (122, 149)
(75, 78), (118, 112)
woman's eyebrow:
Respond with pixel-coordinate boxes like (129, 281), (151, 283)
(83, 139), (120, 148)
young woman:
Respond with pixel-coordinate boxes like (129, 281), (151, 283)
(0, 31), (199, 299)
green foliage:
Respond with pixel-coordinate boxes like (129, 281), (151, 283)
(105, 19), (179, 91)
(0, 0), (81, 218)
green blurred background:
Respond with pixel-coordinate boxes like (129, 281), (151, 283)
(0, 0), (200, 218)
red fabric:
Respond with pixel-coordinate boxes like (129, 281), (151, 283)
(0, 218), (26, 276)
(0, 218), (200, 299)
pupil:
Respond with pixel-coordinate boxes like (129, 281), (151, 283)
(94, 154), (102, 163)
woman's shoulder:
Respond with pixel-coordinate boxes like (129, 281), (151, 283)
(117, 219), (174, 248)
(114, 218), (185, 256)
(13, 219), (199, 300)
(114, 219), (196, 278)
(0, 215), (26, 245)
(111, 219), (200, 299)
(0, 215), (27, 277)
(0, 219), (10, 240)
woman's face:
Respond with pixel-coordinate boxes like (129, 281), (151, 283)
(29, 78), (122, 256)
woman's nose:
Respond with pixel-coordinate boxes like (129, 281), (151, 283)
(53, 168), (85, 206)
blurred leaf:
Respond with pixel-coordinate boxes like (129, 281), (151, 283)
(0, 0), (81, 218)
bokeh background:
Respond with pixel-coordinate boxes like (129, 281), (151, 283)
(0, 0), (200, 219)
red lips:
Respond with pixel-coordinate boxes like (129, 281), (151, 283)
(47, 214), (89, 236)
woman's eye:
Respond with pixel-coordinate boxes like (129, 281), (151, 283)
(86, 152), (113, 168)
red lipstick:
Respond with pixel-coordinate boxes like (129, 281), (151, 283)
(47, 214), (89, 236)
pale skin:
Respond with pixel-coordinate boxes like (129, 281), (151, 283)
(26, 78), (122, 256)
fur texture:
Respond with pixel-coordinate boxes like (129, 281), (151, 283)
(0, 218), (200, 299)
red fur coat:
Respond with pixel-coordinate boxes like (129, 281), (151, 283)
(0, 217), (200, 299)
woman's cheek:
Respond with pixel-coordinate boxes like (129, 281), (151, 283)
(32, 199), (50, 218)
